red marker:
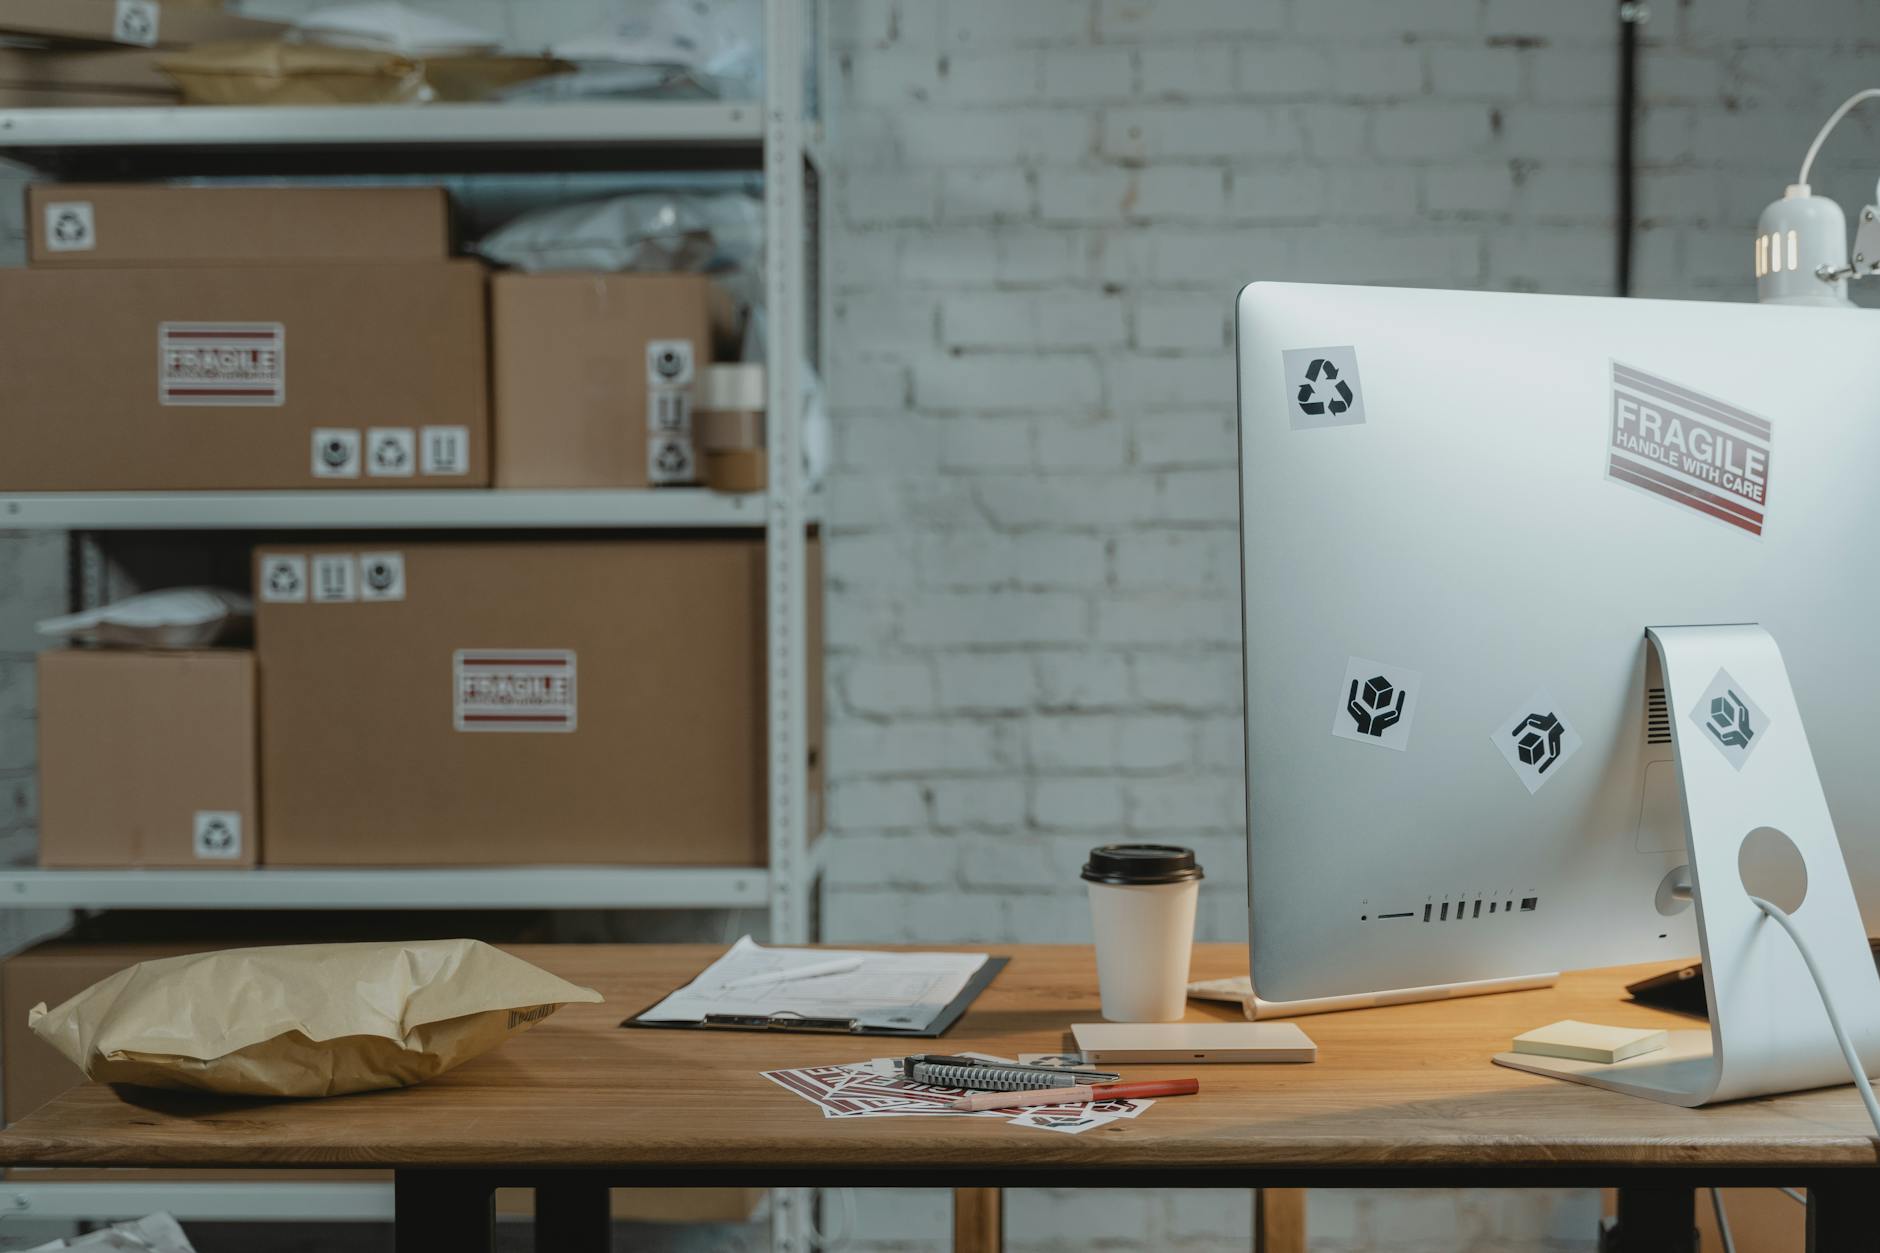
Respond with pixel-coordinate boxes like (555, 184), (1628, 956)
(948, 1078), (1199, 1112)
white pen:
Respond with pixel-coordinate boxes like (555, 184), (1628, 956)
(721, 957), (864, 989)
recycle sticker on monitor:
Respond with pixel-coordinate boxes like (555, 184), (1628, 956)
(1606, 362), (1772, 538)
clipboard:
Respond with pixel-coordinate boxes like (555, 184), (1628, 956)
(620, 955), (1009, 1038)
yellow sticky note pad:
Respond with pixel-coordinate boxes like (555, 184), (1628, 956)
(1512, 1019), (1669, 1065)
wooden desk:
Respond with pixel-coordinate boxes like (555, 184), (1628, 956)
(1, 944), (1874, 1252)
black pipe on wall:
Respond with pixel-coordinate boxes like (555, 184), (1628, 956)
(1617, 2), (1647, 296)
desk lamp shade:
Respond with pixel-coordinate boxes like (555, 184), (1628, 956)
(1754, 185), (1852, 307)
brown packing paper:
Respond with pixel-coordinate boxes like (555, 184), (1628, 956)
(161, 41), (426, 106)
(159, 42), (570, 106)
(28, 939), (601, 1098)
(422, 54), (571, 103)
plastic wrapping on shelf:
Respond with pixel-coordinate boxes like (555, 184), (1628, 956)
(536, 0), (762, 100)
(290, 2), (499, 56)
(36, 587), (252, 649)
(476, 190), (763, 312)
(22, 1212), (196, 1253)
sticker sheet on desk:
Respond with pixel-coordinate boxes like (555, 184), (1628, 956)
(761, 1060), (1151, 1135)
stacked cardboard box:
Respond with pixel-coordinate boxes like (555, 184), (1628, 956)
(255, 536), (822, 866)
(0, 47), (178, 107)
(0, 0), (281, 50)
(490, 272), (740, 489)
(0, 184), (490, 490)
(37, 649), (258, 868)
(0, 0), (284, 104)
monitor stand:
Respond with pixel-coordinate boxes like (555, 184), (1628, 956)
(1493, 624), (1880, 1106)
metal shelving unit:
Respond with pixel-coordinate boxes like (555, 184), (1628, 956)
(0, 2), (825, 1245)
(0, 101), (765, 156)
(0, 488), (786, 530)
(0, 866), (776, 910)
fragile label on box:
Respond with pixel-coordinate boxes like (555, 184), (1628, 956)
(159, 323), (285, 407)
(454, 650), (577, 733)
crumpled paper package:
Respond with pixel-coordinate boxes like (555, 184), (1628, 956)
(29, 939), (602, 1098)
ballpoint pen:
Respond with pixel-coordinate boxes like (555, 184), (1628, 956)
(948, 1078), (1199, 1112)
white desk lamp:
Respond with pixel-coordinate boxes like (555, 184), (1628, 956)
(1754, 89), (1880, 306)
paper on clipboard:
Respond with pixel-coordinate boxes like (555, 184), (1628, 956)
(635, 936), (989, 1032)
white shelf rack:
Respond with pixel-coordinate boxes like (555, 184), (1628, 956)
(0, 866), (772, 910)
(0, 2), (825, 1245)
(0, 101), (763, 155)
(0, 488), (779, 531)
(0, 1180), (396, 1223)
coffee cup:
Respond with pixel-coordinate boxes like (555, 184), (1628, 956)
(1082, 843), (1204, 1022)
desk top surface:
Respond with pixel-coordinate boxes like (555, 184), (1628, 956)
(2, 943), (1875, 1177)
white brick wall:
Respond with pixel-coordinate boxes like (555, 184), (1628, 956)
(819, 0), (1879, 946)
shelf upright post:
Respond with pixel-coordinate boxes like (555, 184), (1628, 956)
(765, 0), (811, 952)
(765, 1), (816, 1249)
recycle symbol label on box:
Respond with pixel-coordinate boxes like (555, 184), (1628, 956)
(367, 428), (416, 478)
(114, 0), (159, 46)
(44, 202), (95, 253)
(1282, 344), (1366, 431)
(193, 811), (243, 860)
(259, 554), (307, 603)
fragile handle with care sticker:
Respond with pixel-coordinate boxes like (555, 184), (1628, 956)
(1493, 624), (1880, 1109)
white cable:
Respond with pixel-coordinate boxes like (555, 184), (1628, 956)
(1709, 1188), (1737, 1253)
(1748, 895), (1880, 1139)
(1798, 88), (1880, 187)
(1779, 1186), (1807, 1205)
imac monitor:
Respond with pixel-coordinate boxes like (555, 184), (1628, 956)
(1234, 282), (1880, 1025)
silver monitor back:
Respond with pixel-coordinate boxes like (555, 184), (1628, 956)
(1235, 282), (1879, 1003)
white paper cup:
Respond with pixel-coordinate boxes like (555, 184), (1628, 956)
(1083, 844), (1203, 1023)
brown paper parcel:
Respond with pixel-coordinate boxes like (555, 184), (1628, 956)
(27, 939), (602, 1098)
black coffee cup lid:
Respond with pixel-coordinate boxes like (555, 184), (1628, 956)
(1081, 843), (1204, 886)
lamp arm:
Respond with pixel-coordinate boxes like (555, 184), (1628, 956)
(1799, 88), (1880, 188)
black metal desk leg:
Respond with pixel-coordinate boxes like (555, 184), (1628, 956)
(536, 1181), (611, 1251)
(1807, 1182), (1866, 1252)
(394, 1170), (494, 1253)
(1609, 1187), (1695, 1253)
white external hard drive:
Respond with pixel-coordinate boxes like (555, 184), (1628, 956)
(1070, 1021), (1317, 1064)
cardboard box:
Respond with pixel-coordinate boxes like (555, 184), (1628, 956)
(0, 0), (281, 48)
(38, 649), (257, 869)
(256, 537), (822, 866)
(0, 261), (489, 491)
(0, 47), (172, 93)
(0, 86), (178, 106)
(27, 185), (451, 268)
(490, 272), (738, 489)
